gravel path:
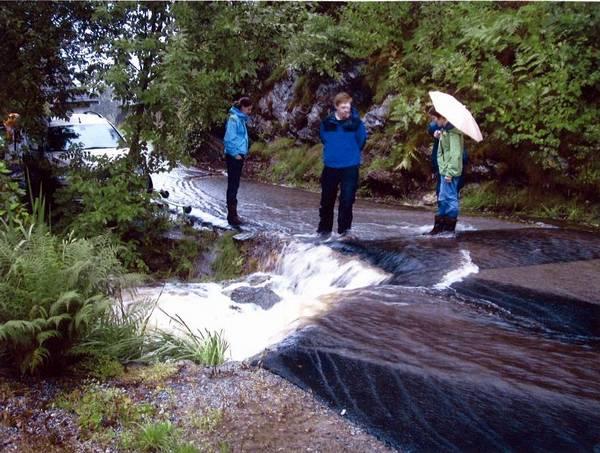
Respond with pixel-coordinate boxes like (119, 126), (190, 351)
(0, 362), (394, 452)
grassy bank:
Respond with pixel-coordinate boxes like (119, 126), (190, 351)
(0, 203), (247, 377)
(461, 182), (600, 228)
(250, 138), (323, 190)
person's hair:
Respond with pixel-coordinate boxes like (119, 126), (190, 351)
(334, 92), (352, 106)
(428, 107), (442, 119)
(234, 97), (252, 108)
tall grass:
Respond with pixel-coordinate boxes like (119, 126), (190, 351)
(254, 139), (323, 188)
(461, 181), (600, 225)
(148, 312), (229, 366)
(74, 295), (159, 363)
(77, 294), (229, 368)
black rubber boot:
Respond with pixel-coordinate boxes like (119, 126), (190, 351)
(445, 217), (457, 233)
(427, 215), (445, 235)
(227, 201), (243, 226)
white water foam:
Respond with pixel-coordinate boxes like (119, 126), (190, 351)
(434, 249), (479, 290)
(140, 241), (389, 361)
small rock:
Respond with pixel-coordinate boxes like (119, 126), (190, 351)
(233, 232), (255, 241)
(421, 192), (437, 206)
(228, 286), (281, 310)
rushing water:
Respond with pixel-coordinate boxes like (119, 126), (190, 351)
(146, 167), (600, 451)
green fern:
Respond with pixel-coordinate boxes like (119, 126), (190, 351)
(0, 217), (131, 374)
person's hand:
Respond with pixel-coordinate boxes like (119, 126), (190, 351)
(235, 154), (242, 160)
(433, 130), (442, 139)
(444, 175), (452, 183)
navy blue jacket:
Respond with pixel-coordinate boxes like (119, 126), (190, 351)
(319, 107), (367, 168)
(428, 121), (442, 173)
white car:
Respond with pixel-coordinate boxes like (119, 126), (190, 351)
(43, 111), (153, 191)
(46, 111), (128, 164)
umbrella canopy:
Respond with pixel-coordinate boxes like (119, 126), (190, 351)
(428, 91), (483, 142)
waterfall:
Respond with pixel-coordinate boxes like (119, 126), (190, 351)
(142, 239), (389, 361)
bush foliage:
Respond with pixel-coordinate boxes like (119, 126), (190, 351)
(0, 217), (129, 374)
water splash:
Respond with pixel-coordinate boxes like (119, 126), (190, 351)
(434, 249), (479, 289)
(143, 240), (389, 361)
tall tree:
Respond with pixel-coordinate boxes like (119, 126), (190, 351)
(153, 2), (308, 159)
(0, 2), (94, 138)
(92, 1), (173, 167)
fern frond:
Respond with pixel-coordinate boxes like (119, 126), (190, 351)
(36, 329), (61, 346)
(0, 319), (40, 343)
(21, 346), (50, 374)
(50, 291), (83, 316)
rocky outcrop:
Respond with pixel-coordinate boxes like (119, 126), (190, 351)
(363, 95), (395, 134)
(250, 65), (371, 144)
(193, 68), (506, 200)
(252, 73), (296, 138)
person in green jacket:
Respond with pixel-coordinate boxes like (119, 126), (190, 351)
(427, 109), (464, 234)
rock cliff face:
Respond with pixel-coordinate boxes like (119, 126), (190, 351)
(250, 66), (380, 143)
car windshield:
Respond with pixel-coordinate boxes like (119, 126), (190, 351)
(47, 123), (125, 151)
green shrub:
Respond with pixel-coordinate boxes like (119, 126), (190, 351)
(0, 161), (29, 224)
(0, 217), (130, 374)
(285, 13), (354, 78)
(167, 236), (204, 280)
(77, 353), (125, 380)
(54, 153), (170, 272)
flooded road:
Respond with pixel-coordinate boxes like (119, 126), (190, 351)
(152, 166), (527, 236)
(149, 167), (600, 451)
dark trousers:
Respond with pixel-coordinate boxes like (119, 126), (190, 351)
(226, 154), (244, 204)
(318, 165), (359, 234)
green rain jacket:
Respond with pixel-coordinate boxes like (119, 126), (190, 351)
(437, 125), (464, 178)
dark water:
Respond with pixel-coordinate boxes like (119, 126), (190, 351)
(156, 169), (600, 451)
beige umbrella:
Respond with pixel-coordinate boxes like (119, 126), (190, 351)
(428, 91), (483, 142)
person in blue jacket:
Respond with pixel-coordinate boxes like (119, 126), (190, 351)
(223, 97), (252, 226)
(317, 92), (367, 238)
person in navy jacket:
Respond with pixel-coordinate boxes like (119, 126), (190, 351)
(317, 92), (367, 238)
